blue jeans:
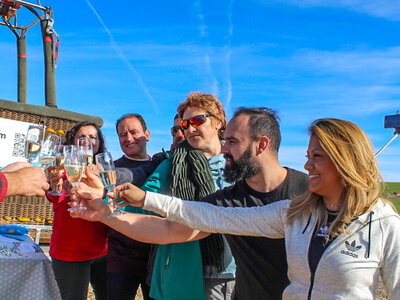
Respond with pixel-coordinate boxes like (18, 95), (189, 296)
(107, 272), (151, 300)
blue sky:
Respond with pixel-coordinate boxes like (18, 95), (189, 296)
(1, 0), (399, 181)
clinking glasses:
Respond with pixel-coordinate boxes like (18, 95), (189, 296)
(180, 114), (213, 130)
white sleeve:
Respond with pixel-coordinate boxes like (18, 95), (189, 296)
(143, 191), (287, 238)
(381, 215), (400, 299)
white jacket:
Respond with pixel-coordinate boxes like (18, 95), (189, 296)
(144, 192), (400, 299)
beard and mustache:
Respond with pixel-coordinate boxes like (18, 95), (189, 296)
(224, 145), (261, 183)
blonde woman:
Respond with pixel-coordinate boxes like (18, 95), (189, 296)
(109, 118), (400, 299)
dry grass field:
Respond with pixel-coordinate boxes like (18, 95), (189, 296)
(87, 285), (143, 299)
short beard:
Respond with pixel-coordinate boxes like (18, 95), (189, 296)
(224, 146), (261, 183)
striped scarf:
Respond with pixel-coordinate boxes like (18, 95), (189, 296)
(168, 140), (225, 274)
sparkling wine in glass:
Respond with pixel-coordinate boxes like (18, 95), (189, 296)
(25, 124), (44, 163)
(48, 145), (65, 196)
(77, 137), (94, 166)
(95, 152), (124, 218)
(38, 134), (60, 170)
(65, 145), (87, 210)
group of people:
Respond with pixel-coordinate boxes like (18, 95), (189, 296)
(0, 91), (399, 300)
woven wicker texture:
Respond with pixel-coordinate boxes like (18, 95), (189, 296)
(0, 108), (77, 133)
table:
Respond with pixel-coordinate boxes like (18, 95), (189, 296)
(0, 234), (61, 299)
(24, 224), (52, 244)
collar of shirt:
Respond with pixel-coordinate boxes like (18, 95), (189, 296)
(123, 154), (151, 162)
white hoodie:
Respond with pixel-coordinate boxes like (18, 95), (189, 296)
(144, 192), (400, 299)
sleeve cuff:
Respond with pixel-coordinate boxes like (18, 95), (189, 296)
(0, 172), (8, 201)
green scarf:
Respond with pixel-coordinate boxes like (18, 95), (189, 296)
(168, 140), (225, 274)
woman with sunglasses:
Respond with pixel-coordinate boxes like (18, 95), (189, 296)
(138, 92), (235, 300)
(46, 121), (108, 300)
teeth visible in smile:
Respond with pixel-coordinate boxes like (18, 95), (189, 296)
(309, 175), (319, 178)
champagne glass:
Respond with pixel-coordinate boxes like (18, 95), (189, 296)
(64, 145), (87, 210)
(77, 137), (94, 166)
(62, 145), (76, 197)
(25, 124), (44, 163)
(95, 152), (123, 218)
(48, 145), (65, 196)
(38, 134), (61, 170)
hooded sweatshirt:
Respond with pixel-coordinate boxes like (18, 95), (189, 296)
(144, 193), (400, 300)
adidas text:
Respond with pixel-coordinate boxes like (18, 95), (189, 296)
(341, 250), (359, 258)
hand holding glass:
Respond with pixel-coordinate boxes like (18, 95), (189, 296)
(95, 152), (123, 218)
(48, 145), (65, 196)
(65, 145), (87, 211)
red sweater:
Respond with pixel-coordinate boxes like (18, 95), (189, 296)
(46, 177), (107, 261)
(0, 172), (7, 201)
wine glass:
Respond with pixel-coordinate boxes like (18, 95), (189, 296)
(48, 145), (65, 196)
(25, 124), (44, 163)
(95, 152), (123, 218)
(61, 145), (75, 197)
(38, 134), (61, 170)
(64, 145), (87, 211)
(77, 137), (94, 166)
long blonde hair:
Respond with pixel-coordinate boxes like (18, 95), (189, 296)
(287, 118), (384, 239)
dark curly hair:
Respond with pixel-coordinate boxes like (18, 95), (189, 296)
(64, 121), (106, 155)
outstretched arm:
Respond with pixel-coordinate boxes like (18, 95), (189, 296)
(105, 212), (209, 244)
(69, 191), (210, 244)
(142, 191), (288, 238)
(2, 167), (49, 198)
(103, 183), (287, 238)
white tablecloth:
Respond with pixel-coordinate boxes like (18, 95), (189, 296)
(0, 234), (61, 299)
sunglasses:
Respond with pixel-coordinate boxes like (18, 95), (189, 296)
(180, 114), (213, 130)
(171, 125), (183, 137)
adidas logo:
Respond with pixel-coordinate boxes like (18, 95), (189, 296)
(340, 240), (362, 258)
(316, 225), (328, 237)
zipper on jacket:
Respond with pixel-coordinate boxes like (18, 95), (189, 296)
(161, 254), (171, 284)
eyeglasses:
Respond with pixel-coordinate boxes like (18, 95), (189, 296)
(171, 125), (183, 137)
(180, 114), (213, 130)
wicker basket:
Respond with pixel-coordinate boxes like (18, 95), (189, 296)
(0, 99), (103, 228)
(0, 195), (54, 225)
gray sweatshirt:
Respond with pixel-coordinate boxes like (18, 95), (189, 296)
(144, 192), (400, 299)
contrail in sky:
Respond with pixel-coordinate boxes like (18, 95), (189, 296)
(205, 54), (219, 96)
(226, 50), (232, 111)
(225, 0), (234, 111)
(195, 1), (219, 96)
(86, 0), (159, 114)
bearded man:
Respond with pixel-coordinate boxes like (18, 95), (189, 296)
(72, 107), (308, 300)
